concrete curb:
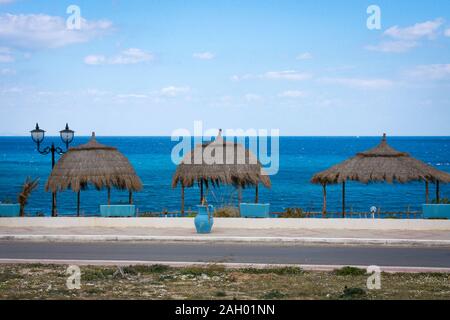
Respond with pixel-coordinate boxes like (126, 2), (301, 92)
(1, 258), (449, 273)
(1, 234), (450, 247)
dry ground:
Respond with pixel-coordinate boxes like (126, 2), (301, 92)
(0, 264), (449, 300)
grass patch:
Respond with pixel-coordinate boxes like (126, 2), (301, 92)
(340, 286), (366, 299)
(82, 268), (116, 281)
(0, 270), (23, 283)
(242, 267), (304, 275)
(334, 266), (367, 276)
(214, 291), (227, 297)
(261, 290), (287, 299)
(122, 264), (171, 275)
(1, 263), (450, 300)
(180, 265), (226, 277)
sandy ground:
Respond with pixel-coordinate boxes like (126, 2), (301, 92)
(1, 264), (450, 300)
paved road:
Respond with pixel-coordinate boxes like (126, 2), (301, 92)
(1, 241), (450, 268)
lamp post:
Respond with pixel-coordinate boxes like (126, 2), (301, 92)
(30, 123), (75, 216)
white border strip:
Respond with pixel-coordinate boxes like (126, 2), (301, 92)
(0, 258), (449, 273)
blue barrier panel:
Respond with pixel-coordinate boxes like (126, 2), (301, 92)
(240, 203), (270, 218)
(423, 204), (450, 219)
(100, 205), (136, 217)
(0, 204), (20, 217)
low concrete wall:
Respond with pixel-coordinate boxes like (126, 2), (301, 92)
(1, 217), (450, 231)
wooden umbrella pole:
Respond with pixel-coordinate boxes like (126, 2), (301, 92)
(436, 180), (440, 204)
(322, 183), (327, 217)
(255, 184), (259, 204)
(129, 191), (133, 205)
(425, 181), (429, 204)
(77, 191), (80, 217)
(342, 181), (346, 218)
(52, 192), (57, 217)
(181, 185), (185, 214)
(107, 187), (111, 205)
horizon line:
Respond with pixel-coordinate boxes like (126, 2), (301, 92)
(2, 135), (450, 138)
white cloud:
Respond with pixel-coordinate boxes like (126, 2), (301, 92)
(0, 86), (22, 94)
(232, 70), (311, 81)
(0, 13), (112, 49)
(230, 74), (253, 81)
(0, 0), (16, 4)
(84, 48), (153, 65)
(0, 54), (14, 62)
(365, 40), (418, 53)
(296, 52), (313, 60)
(0, 47), (14, 62)
(116, 93), (148, 99)
(385, 18), (443, 40)
(366, 18), (444, 53)
(278, 90), (307, 98)
(407, 64), (450, 80)
(109, 48), (153, 64)
(159, 86), (190, 97)
(264, 70), (312, 81)
(445, 28), (450, 37)
(0, 68), (15, 75)
(193, 52), (215, 60)
(320, 77), (394, 89)
(84, 55), (106, 65)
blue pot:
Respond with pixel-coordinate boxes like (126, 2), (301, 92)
(195, 205), (214, 234)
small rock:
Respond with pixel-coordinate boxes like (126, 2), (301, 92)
(201, 274), (210, 280)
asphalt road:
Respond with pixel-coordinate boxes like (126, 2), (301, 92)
(1, 241), (450, 268)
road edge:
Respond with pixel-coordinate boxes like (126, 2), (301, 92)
(1, 234), (450, 247)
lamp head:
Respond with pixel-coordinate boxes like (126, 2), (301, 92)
(60, 123), (75, 145)
(30, 123), (45, 144)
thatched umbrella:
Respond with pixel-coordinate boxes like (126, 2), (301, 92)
(172, 130), (271, 213)
(311, 134), (450, 217)
(46, 132), (142, 215)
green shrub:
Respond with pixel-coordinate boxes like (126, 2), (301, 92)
(123, 264), (170, 275)
(242, 267), (304, 275)
(279, 208), (306, 218)
(214, 207), (240, 218)
(138, 212), (160, 217)
(215, 291), (227, 297)
(180, 265), (226, 277)
(262, 290), (286, 299)
(340, 286), (366, 299)
(1, 197), (13, 204)
(432, 198), (450, 204)
(82, 268), (115, 281)
(334, 266), (366, 276)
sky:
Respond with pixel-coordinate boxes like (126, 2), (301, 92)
(0, 0), (449, 136)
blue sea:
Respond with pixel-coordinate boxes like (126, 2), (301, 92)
(0, 136), (449, 216)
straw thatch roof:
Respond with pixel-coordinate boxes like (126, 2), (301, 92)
(46, 133), (143, 193)
(311, 134), (450, 185)
(172, 130), (271, 188)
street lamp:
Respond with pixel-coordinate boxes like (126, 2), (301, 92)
(30, 123), (75, 216)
